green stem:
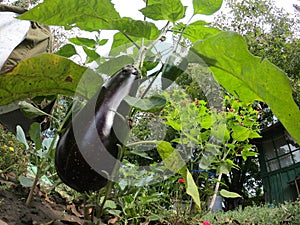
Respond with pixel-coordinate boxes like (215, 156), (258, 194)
(126, 140), (157, 148)
(25, 132), (58, 207)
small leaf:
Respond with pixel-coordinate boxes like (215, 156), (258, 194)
(19, 101), (50, 119)
(83, 46), (100, 63)
(98, 39), (108, 45)
(16, 125), (29, 149)
(161, 0), (186, 23)
(140, 4), (165, 21)
(29, 122), (42, 150)
(19, 175), (34, 187)
(55, 44), (77, 57)
(124, 95), (166, 112)
(220, 189), (242, 198)
(231, 125), (250, 142)
(126, 150), (153, 160)
(69, 37), (96, 48)
(193, 0), (223, 15)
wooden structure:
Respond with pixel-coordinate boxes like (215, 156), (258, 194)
(255, 123), (300, 203)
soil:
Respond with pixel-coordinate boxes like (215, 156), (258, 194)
(0, 175), (85, 225)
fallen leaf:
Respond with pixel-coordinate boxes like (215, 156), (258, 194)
(67, 204), (84, 218)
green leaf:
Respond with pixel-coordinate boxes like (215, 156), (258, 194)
(161, 56), (188, 90)
(97, 55), (134, 76)
(69, 37), (96, 48)
(18, 0), (120, 31)
(185, 168), (201, 209)
(193, 0), (223, 15)
(19, 175), (34, 187)
(192, 31), (300, 144)
(0, 54), (103, 106)
(124, 95), (166, 112)
(98, 39), (109, 46)
(110, 32), (139, 56)
(126, 150), (153, 160)
(83, 46), (100, 63)
(220, 189), (242, 198)
(140, 4), (165, 21)
(140, 0), (186, 23)
(156, 141), (186, 173)
(161, 0), (186, 23)
(111, 17), (160, 40)
(18, 101), (50, 119)
(55, 44), (77, 57)
(16, 125), (29, 149)
(29, 122), (42, 150)
(211, 123), (230, 142)
(182, 20), (221, 43)
(231, 125), (250, 142)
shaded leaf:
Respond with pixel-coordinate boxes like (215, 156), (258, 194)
(55, 44), (77, 57)
(0, 54), (103, 106)
(97, 55), (134, 76)
(124, 95), (166, 112)
(29, 122), (42, 150)
(19, 101), (50, 119)
(193, 0), (223, 15)
(192, 31), (300, 144)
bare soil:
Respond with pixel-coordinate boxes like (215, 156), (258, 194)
(0, 175), (85, 225)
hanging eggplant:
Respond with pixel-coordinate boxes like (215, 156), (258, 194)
(55, 65), (139, 192)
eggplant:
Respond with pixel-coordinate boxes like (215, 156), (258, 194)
(55, 65), (139, 192)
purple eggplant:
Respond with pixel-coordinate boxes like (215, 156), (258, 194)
(55, 65), (139, 192)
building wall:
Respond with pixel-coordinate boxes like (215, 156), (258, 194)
(256, 123), (300, 203)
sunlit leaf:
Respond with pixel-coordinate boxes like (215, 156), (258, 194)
(183, 20), (221, 43)
(193, 0), (223, 15)
(16, 125), (29, 149)
(140, 0), (186, 23)
(185, 168), (201, 209)
(220, 189), (242, 198)
(18, 0), (120, 30)
(69, 37), (96, 48)
(156, 141), (186, 173)
(192, 31), (300, 144)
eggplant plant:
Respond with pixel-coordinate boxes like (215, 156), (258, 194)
(0, 0), (299, 220)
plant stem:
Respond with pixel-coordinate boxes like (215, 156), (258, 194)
(126, 140), (157, 148)
(25, 133), (58, 207)
(208, 172), (222, 211)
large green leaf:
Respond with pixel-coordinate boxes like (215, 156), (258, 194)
(18, 0), (159, 39)
(0, 54), (103, 106)
(192, 31), (300, 144)
(18, 0), (120, 30)
(193, 0), (223, 15)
